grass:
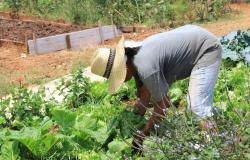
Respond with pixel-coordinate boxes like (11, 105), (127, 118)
(0, 74), (14, 97)
(0, 2), (7, 11)
(200, 9), (241, 25)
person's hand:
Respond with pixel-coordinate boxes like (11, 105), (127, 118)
(131, 130), (145, 155)
(200, 118), (218, 136)
(134, 98), (147, 116)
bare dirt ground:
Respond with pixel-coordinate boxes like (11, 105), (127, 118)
(0, 3), (250, 96)
(0, 42), (89, 96)
(0, 13), (89, 42)
(200, 3), (250, 35)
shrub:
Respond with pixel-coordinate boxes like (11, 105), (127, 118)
(4, 0), (22, 19)
(57, 68), (92, 109)
(0, 78), (52, 129)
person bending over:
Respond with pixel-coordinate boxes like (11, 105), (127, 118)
(89, 25), (222, 152)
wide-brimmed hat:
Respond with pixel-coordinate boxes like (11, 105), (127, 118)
(90, 37), (126, 94)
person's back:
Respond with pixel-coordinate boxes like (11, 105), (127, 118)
(133, 25), (221, 102)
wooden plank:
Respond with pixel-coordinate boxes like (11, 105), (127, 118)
(28, 29), (97, 54)
(28, 25), (119, 54)
(65, 34), (71, 49)
(24, 32), (28, 51)
(0, 39), (25, 45)
(112, 25), (117, 37)
(98, 21), (104, 44)
(121, 26), (134, 33)
(0, 27), (3, 47)
(33, 33), (38, 54)
(102, 26), (116, 40)
(28, 29), (99, 54)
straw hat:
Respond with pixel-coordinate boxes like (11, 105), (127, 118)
(90, 37), (126, 94)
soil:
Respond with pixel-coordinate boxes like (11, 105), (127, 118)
(0, 42), (84, 81)
(0, 3), (250, 96)
(200, 3), (250, 35)
(0, 17), (89, 43)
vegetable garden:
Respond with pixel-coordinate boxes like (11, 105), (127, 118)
(1, 0), (250, 160)
(0, 29), (250, 159)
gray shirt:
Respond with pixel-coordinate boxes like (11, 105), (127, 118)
(133, 25), (221, 102)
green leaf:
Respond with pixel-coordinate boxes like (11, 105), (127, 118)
(74, 114), (97, 131)
(4, 127), (60, 157)
(0, 141), (20, 160)
(73, 114), (97, 139)
(91, 126), (109, 144)
(18, 134), (59, 156)
(0, 117), (5, 125)
(244, 153), (250, 159)
(51, 109), (77, 130)
(169, 87), (183, 102)
(108, 139), (128, 153)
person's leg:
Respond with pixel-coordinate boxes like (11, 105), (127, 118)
(187, 58), (221, 120)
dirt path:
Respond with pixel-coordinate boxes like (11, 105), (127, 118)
(0, 3), (250, 96)
(0, 43), (88, 96)
(200, 3), (250, 35)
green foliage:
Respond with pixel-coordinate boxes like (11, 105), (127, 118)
(221, 29), (250, 61)
(194, 0), (230, 21)
(2, 0), (231, 26)
(4, 0), (22, 18)
(0, 141), (20, 160)
(0, 38), (250, 159)
(108, 109), (146, 139)
(108, 139), (129, 153)
(107, 79), (137, 104)
(0, 83), (53, 129)
(57, 68), (92, 108)
(51, 109), (77, 131)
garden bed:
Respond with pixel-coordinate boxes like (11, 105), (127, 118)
(0, 17), (89, 43)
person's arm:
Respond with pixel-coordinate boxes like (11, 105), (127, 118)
(141, 96), (171, 135)
(135, 85), (151, 116)
(132, 96), (171, 152)
(141, 96), (170, 136)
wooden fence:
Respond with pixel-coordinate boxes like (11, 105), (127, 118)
(28, 25), (119, 55)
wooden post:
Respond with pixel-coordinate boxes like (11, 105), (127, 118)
(112, 25), (117, 38)
(33, 33), (38, 54)
(110, 14), (117, 38)
(0, 27), (3, 47)
(65, 34), (71, 50)
(24, 32), (28, 52)
(98, 20), (104, 44)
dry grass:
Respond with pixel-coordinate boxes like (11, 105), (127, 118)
(0, 42), (100, 97)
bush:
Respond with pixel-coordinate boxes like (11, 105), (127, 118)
(57, 67), (92, 109)
(3, 0), (231, 26)
(0, 78), (53, 129)
(4, 0), (22, 19)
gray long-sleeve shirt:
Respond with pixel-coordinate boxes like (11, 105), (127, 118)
(133, 25), (221, 102)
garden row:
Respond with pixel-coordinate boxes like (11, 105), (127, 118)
(0, 18), (87, 43)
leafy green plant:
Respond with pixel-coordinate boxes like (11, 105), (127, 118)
(57, 68), (92, 109)
(4, 0), (22, 19)
(0, 79), (52, 129)
(0, 49), (249, 159)
(0, 141), (20, 160)
(2, 0), (231, 26)
(221, 29), (250, 62)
